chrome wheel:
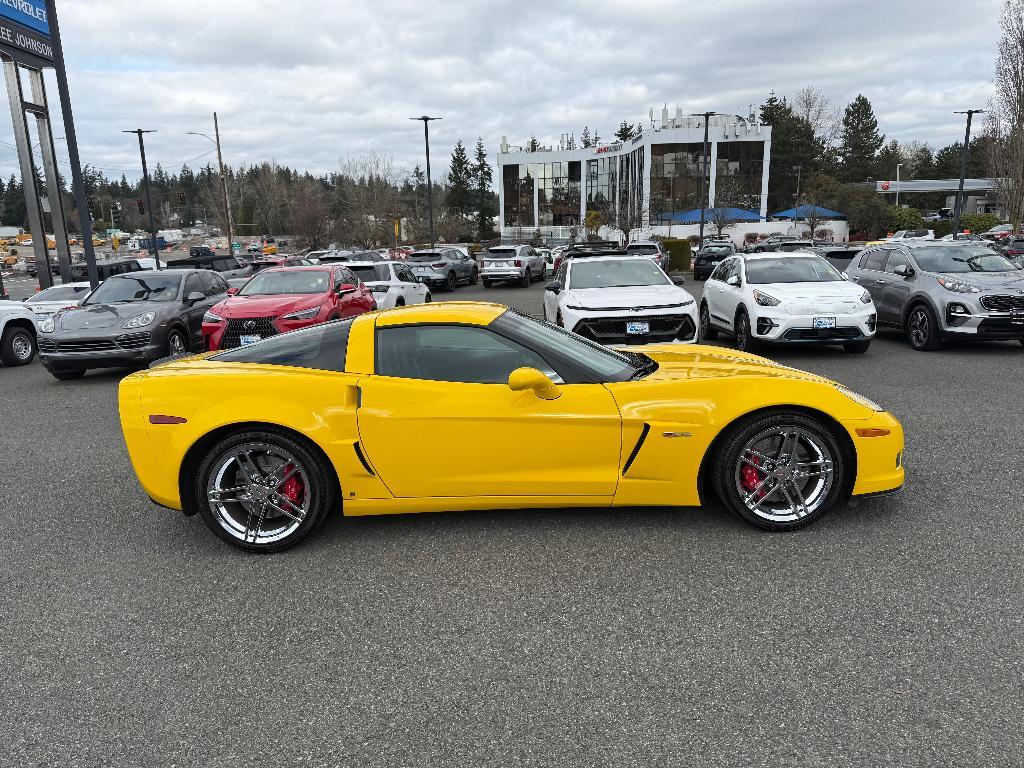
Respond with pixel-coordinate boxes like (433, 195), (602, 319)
(206, 442), (312, 545)
(908, 308), (929, 348)
(733, 427), (835, 524)
(11, 332), (33, 361)
(167, 331), (186, 355)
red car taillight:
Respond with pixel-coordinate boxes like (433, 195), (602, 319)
(514, 259), (522, 267)
(432, 262), (445, 269)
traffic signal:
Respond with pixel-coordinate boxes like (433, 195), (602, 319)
(136, 199), (145, 215)
(178, 192), (187, 205)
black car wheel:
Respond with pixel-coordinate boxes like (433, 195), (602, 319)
(735, 309), (757, 352)
(699, 302), (718, 340)
(194, 428), (336, 553)
(482, 279), (493, 288)
(520, 268), (531, 287)
(713, 410), (848, 531)
(906, 304), (942, 351)
(470, 268), (479, 285)
(0, 325), (37, 366)
(445, 272), (457, 292)
(555, 310), (564, 328)
(166, 328), (188, 356)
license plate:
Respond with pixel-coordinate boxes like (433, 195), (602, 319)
(239, 335), (261, 346)
(813, 317), (836, 329)
(626, 321), (650, 335)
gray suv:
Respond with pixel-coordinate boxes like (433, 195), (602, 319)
(846, 242), (1024, 350)
(407, 248), (478, 291)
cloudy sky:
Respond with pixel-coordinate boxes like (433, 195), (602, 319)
(0, 0), (1004, 184)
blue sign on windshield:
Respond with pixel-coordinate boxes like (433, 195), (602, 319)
(0, 0), (49, 37)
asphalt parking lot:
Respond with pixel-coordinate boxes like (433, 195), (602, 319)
(3, 276), (1024, 766)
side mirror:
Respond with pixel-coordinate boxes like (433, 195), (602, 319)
(545, 280), (562, 293)
(336, 283), (357, 296)
(671, 276), (686, 286)
(726, 275), (741, 287)
(841, 271), (850, 281)
(508, 367), (561, 400)
(226, 287), (239, 295)
(894, 264), (914, 277)
(185, 291), (206, 305)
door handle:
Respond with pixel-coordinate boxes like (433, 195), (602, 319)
(875, 280), (886, 285)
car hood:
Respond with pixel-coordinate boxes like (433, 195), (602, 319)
(57, 302), (169, 331)
(214, 293), (327, 318)
(928, 270), (1024, 290)
(565, 284), (694, 309)
(635, 344), (831, 384)
(26, 299), (82, 313)
(751, 281), (864, 300)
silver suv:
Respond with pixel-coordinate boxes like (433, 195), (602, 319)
(846, 242), (1024, 350)
(481, 244), (546, 287)
(406, 248), (478, 292)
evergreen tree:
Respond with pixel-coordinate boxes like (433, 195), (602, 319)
(446, 140), (473, 218)
(580, 126), (593, 148)
(875, 139), (902, 182)
(3, 174), (25, 227)
(838, 94), (884, 182)
(759, 92), (824, 213)
(471, 137), (495, 240)
(614, 121), (637, 142)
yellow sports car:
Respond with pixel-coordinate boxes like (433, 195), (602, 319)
(119, 302), (904, 552)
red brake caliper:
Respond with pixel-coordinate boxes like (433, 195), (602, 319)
(279, 463), (305, 505)
(740, 455), (765, 498)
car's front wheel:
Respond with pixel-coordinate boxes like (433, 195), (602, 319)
(166, 328), (188, 356)
(699, 302), (718, 340)
(906, 304), (942, 351)
(193, 429), (336, 553)
(712, 410), (848, 531)
(0, 325), (37, 366)
(734, 309), (756, 352)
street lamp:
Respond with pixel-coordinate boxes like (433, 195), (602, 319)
(690, 112), (720, 248)
(952, 109), (985, 240)
(122, 129), (161, 270)
(187, 112), (233, 252)
(410, 116), (441, 248)
(895, 162), (903, 208)
(792, 164), (803, 235)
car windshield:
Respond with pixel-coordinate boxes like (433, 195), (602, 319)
(240, 269), (331, 295)
(626, 244), (659, 254)
(746, 257), (843, 284)
(910, 246), (1018, 273)
(349, 265), (390, 281)
(84, 274), (181, 304)
(701, 246), (732, 255)
(409, 252), (444, 262)
(488, 248), (517, 256)
(569, 259), (670, 289)
(27, 285), (89, 302)
(492, 310), (642, 382)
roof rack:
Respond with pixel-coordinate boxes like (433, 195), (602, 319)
(564, 240), (627, 257)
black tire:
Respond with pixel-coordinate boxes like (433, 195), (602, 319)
(843, 340), (871, 354)
(445, 272), (457, 292)
(193, 428), (337, 553)
(0, 325), (37, 366)
(482, 279), (493, 288)
(555, 310), (564, 328)
(166, 327), (189, 357)
(905, 303), (942, 351)
(734, 308), (757, 353)
(520, 268), (531, 287)
(425, 293), (432, 303)
(470, 268), (479, 285)
(395, 298), (405, 307)
(49, 367), (85, 381)
(699, 302), (718, 340)
(712, 410), (848, 532)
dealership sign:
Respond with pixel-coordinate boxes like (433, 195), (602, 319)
(0, 0), (53, 63)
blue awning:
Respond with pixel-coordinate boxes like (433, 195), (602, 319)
(770, 204), (846, 220)
(657, 207), (762, 224)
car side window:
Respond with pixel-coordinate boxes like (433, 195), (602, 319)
(184, 273), (203, 298)
(212, 319), (352, 372)
(859, 248), (888, 272)
(710, 259), (732, 281)
(556, 261), (568, 284)
(376, 325), (562, 384)
(884, 250), (911, 274)
(201, 271), (227, 297)
(396, 264), (415, 283)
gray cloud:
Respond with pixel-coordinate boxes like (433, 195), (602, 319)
(0, 0), (1002, 183)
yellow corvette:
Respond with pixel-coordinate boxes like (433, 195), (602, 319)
(119, 302), (904, 552)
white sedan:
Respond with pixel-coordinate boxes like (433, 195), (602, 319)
(346, 260), (430, 309)
(22, 281), (93, 322)
(543, 255), (698, 345)
(699, 252), (876, 354)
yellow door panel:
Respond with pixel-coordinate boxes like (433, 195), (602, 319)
(356, 377), (622, 498)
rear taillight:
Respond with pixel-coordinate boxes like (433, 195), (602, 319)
(432, 262), (445, 269)
(514, 259), (522, 267)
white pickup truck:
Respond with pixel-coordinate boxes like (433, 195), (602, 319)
(0, 299), (38, 367)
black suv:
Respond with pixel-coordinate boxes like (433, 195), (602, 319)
(175, 252), (252, 281)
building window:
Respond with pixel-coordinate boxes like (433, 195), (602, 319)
(586, 156), (617, 224)
(648, 143), (706, 224)
(714, 141), (764, 212)
(503, 164), (534, 228)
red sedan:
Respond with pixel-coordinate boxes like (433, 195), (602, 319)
(203, 266), (376, 350)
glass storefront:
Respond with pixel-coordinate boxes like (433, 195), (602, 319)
(502, 164), (534, 228)
(648, 143), (706, 224)
(537, 161), (582, 226)
(586, 156), (617, 222)
(714, 141), (764, 211)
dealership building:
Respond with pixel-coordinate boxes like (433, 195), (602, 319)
(496, 109), (773, 242)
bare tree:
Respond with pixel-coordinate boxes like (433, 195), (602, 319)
(289, 176), (331, 249)
(336, 154), (401, 248)
(793, 85), (841, 146)
(987, 0), (1024, 231)
(250, 162), (290, 235)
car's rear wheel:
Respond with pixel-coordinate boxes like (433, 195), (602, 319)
(0, 325), (37, 366)
(166, 328), (188, 356)
(194, 429), (335, 553)
(699, 302), (718, 340)
(49, 367), (85, 381)
(906, 304), (942, 351)
(734, 309), (756, 352)
(470, 268), (479, 285)
(843, 340), (871, 354)
(520, 268), (531, 287)
(713, 411), (847, 531)
(445, 272), (457, 292)
(482, 279), (493, 288)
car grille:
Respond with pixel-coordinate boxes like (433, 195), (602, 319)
(221, 316), (278, 349)
(116, 332), (152, 350)
(38, 339), (57, 353)
(573, 314), (696, 345)
(783, 327), (863, 341)
(39, 332), (154, 354)
(980, 295), (1024, 312)
(784, 301), (860, 315)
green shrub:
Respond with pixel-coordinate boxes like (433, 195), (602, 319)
(662, 238), (692, 271)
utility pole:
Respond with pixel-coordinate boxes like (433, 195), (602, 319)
(952, 109), (984, 240)
(692, 112), (718, 249)
(123, 129), (161, 269)
(188, 114), (233, 254)
(895, 162), (903, 208)
(792, 164), (803, 235)
(410, 116), (441, 248)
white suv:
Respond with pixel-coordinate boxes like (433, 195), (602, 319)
(0, 300), (39, 366)
(481, 244), (547, 287)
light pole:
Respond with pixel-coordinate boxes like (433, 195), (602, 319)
(895, 163), (904, 208)
(122, 129), (161, 270)
(792, 164), (803, 235)
(410, 116), (441, 248)
(691, 112), (719, 248)
(188, 112), (233, 253)
(952, 109), (984, 240)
